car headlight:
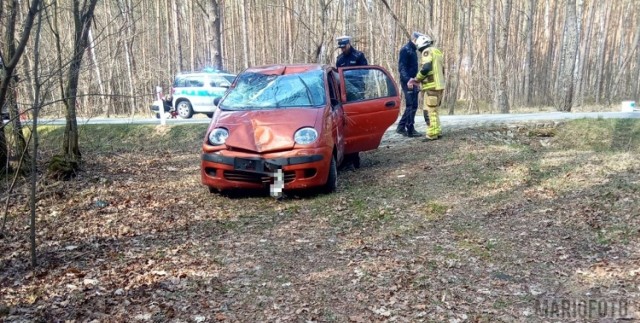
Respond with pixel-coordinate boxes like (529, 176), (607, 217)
(208, 128), (229, 145)
(294, 127), (318, 145)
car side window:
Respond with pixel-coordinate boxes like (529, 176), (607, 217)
(343, 69), (397, 103)
(187, 77), (204, 87)
(173, 77), (185, 87)
(211, 77), (231, 88)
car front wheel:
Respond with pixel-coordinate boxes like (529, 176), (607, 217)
(322, 155), (338, 193)
(176, 101), (193, 119)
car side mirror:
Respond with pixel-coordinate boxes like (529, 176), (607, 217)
(214, 97), (221, 106)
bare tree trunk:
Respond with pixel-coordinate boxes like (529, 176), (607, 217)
(208, 0), (223, 70)
(87, 29), (105, 116)
(495, 0), (512, 113)
(166, 0), (173, 74)
(560, 0), (578, 112)
(116, 0), (137, 116)
(63, 0), (100, 163)
(29, 0), (44, 268)
(240, 0), (249, 69)
(189, 0), (195, 70)
(0, 0), (39, 174)
(156, 0), (161, 69)
(594, 2), (611, 105)
(447, 0), (465, 115)
(488, 0), (496, 109)
(543, 0), (557, 105)
(576, 1), (595, 106)
(523, 0), (535, 106)
(171, 0), (183, 72)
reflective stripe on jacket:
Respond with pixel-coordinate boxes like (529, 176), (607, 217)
(415, 47), (445, 91)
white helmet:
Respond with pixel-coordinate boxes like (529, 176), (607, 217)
(416, 35), (433, 51)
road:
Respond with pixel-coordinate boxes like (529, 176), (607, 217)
(23, 111), (640, 127)
(437, 111), (640, 128)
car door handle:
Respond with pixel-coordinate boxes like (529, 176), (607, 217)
(385, 101), (396, 108)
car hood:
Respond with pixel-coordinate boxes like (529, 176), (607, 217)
(214, 108), (322, 153)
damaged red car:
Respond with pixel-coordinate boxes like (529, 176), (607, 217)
(200, 63), (400, 193)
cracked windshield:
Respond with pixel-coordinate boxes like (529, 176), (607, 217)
(220, 70), (326, 110)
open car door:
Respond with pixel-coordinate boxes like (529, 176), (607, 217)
(338, 66), (400, 154)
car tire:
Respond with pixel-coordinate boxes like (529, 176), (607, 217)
(155, 113), (160, 119)
(208, 186), (217, 194)
(322, 155), (338, 193)
(176, 100), (194, 119)
(206, 113), (214, 118)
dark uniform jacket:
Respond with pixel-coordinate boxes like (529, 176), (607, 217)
(336, 48), (368, 67)
(398, 41), (418, 84)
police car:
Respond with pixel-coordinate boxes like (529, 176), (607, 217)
(171, 69), (237, 119)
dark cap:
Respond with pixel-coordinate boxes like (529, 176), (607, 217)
(337, 36), (351, 48)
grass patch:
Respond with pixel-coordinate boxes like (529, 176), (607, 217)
(35, 124), (209, 154)
(423, 201), (448, 221)
(554, 118), (640, 152)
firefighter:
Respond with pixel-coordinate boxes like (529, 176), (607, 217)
(408, 35), (445, 140)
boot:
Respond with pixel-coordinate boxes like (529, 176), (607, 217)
(407, 126), (423, 137)
(396, 127), (408, 136)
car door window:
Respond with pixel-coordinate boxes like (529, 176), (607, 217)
(188, 78), (204, 87)
(211, 76), (231, 88)
(343, 69), (398, 103)
(339, 66), (401, 154)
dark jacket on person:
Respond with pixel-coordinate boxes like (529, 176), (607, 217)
(336, 48), (368, 67)
(398, 40), (418, 84)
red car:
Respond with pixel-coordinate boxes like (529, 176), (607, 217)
(201, 63), (400, 193)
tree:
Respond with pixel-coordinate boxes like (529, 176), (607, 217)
(0, 0), (40, 174)
(559, 0), (579, 111)
(28, 0), (45, 268)
(446, 0), (465, 115)
(523, 0), (536, 105)
(61, 0), (99, 166)
(494, 0), (512, 113)
(207, 0), (223, 69)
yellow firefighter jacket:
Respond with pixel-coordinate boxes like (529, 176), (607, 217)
(415, 47), (445, 91)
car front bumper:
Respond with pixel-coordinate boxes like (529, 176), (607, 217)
(201, 148), (331, 191)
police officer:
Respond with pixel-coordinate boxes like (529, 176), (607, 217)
(396, 32), (424, 137)
(336, 36), (368, 169)
(336, 36), (368, 67)
(408, 35), (445, 141)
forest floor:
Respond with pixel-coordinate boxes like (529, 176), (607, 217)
(1, 119), (639, 322)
